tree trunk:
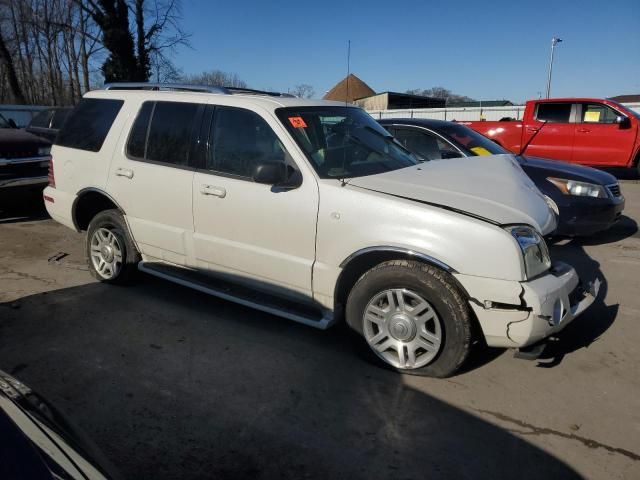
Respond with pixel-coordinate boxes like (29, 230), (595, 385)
(0, 28), (26, 103)
(134, 0), (149, 81)
(78, 6), (90, 93)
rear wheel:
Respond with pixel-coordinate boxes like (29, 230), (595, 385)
(86, 209), (139, 284)
(346, 260), (472, 377)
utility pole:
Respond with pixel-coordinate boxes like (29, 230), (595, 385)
(545, 37), (562, 98)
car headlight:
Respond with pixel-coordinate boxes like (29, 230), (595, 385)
(506, 225), (551, 279)
(547, 177), (607, 198)
(38, 146), (51, 156)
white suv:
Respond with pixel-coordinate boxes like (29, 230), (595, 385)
(44, 83), (598, 377)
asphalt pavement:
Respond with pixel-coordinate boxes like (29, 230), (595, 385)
(0, 182), (639, 479)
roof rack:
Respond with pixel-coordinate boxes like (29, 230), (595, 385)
(225, 87), (296, 98)
(103, 83), (296, 98)
(104, 83), (229, 94)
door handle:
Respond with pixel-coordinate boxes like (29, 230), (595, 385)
(200, 184), (226, 198)
(115, 167), (134, 179)
(577, 128), (591, 133)
(526, 127), (539, 133)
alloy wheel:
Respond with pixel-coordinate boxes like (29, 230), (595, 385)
(363, 288), (443, 369)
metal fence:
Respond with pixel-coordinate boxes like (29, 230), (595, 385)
(367, 102), (640, 122)
(0, 104), (47, 128)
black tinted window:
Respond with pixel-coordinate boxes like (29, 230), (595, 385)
(51, 109), (70, 129)
(536, 103), (571, 123)
(146, 102), (198, 165)
(209, 107), (288, 178)
(55, 99), (123, 151)
(126, 102), (154, 159)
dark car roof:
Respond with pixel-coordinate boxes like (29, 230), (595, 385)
(377, 117), (617, 185)
(378, 118), (454, 129)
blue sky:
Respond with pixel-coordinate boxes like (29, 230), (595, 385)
(176, 0), (640, 103)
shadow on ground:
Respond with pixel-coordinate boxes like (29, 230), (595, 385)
(0, 188), (49, 224)
(539, 234), (616, 368)
(0, 277), (581, 479)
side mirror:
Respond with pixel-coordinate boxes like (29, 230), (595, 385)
(616, 116), (631, 128)
(252, 161), (287, 184)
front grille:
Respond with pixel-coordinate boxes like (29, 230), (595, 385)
(0, 162), (48, 180)
(1, 148), (39, 159)
(607, 183), (621, 197)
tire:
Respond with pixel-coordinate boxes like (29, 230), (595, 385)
(345, 260), (472, 378)
(86, 209), (140, 284)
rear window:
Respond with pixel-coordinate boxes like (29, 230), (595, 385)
(535, 103), (572, 123)
(51, 109), (71, 129)
(55, 98), (123, 152)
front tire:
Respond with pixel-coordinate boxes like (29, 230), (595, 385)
(346, 260), (472, 377)
(86, 209), (140, 284)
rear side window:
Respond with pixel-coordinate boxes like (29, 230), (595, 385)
(535, 103), (572, 123)
(55, 99), (123, 152)
(126, 101), (199, 166)
(147, 102), (198, 165)
(127, 102), (154, 159)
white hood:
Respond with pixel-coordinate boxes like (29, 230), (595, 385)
(347, 154), (556, 234)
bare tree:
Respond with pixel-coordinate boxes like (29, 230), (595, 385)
(181, 70), (248, 88)
(0, 0), (189, 105)
(290, 83), (315, 98)
(74, 0), (139, 81)
(0, 25), (25, 103)
(406, 86), (475, 103)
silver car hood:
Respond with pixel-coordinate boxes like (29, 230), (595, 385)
(347, 154), (556, 234)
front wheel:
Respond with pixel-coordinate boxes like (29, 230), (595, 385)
(346, 260), (473, 377)
(86, 209), (140, 284)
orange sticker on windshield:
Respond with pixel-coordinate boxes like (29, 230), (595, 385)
(288, 116), (307, 128)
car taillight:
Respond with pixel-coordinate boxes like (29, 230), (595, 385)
(48, 157), (55, 188)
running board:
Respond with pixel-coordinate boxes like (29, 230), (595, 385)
(138, 262), (334, 330)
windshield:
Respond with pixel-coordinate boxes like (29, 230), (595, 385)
(276, 107), (418, 179)
(440, 123), (509, 156)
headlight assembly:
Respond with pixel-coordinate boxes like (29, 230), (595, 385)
(506, 225), (551, 279)
(547, 177), (607, 198)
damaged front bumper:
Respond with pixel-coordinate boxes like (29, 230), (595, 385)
(454, 262), (599, 348)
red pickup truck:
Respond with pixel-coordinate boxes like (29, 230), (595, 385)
(462, 98), (640, 172)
